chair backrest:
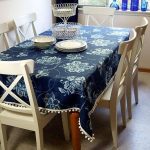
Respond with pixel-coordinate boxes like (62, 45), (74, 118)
(0, 60), (41, 121)
(110, 29), (137, 103)
(130, 17), (148, 73)
(0, 23), (10, 49)
(83, 6), (115, 26)
(13, 13), (37, 43)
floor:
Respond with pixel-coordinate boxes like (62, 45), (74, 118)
(0, 72), (150, 150)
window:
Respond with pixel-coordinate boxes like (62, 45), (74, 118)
(79, 0), (109, 6)
(79, 0), (150, 10)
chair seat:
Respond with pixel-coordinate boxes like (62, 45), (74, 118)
(0, 110), (35, 130)
(101, 82), (125, 102)
(0, 109), (56, 131)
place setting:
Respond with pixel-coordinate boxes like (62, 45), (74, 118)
(31, 3), (87, 53)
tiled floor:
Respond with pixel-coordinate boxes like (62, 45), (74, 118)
(1, 72), (150, 150)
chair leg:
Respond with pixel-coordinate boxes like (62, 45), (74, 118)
(120, 93), (126, 127)
(0, 123), (7, 150)
(126, 81), (132, 119)
(35, 128), (44, 150)
(110, 105), (118, 149)
(133, 72), (139, 104)
(61, 112), (70, 141)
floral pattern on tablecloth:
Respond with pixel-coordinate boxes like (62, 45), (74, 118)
(0, 26), (130, 141)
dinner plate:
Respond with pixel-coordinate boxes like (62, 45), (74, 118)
(32, 36), (56, 49)
(55, 40), (87, 53)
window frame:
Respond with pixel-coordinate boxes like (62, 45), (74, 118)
(78, 0), (150, 10)
(78, 0), (110, 7)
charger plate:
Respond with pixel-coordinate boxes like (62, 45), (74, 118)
(55, 40), (87, 53)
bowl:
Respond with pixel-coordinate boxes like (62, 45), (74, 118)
(32, 36), (56, 49)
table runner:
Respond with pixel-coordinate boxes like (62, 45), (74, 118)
(0, 26), (130, 141)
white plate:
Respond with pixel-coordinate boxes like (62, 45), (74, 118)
(55, 40), (87, 52)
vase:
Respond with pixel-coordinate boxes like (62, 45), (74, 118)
(130, 0), (139, 11)
(141, 0), (148, 11)
(122, 0), (128, 10)
(110, 0), (120, 10)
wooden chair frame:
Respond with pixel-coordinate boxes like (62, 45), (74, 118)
(126, 17), (148, 119)
(96, 29), (137, 148)
(0, 60), (69, 150)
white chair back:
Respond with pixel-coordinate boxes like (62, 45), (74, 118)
(83, 6), (115, 26)
(96, 29), (137, 148)
(126, 17), (148, 119)
(111, 29), (137, 103)
(0, 23), (10, 50)
(130, 17), (148, 72)
(13, 13), (37, 43)
(0, 59), (70, 149)
(0, 60), (40, 118)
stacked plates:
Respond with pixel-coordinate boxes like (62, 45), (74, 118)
(32, 36), (56, 49)
(55, 40), (87, 53)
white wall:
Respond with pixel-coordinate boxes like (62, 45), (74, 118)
(0, 0), (53, 51)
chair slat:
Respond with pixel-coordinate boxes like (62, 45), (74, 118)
(0, 75), (22, 102)
(13, 12), (37, 43)
(83, 6), (115, 26)
(0, 22), (10, 49)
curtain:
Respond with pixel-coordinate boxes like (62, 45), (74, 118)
(55, 0), (78, 23)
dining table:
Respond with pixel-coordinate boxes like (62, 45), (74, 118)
(0, 25), (130, 150)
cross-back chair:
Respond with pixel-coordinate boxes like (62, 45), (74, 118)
(13, 13), (37, 43)
(96, 29), (137, 148)
(83, 6), (115, 27)
(0, 23), (10, 50)
(0, 59), (70, 150)
(126, 17), (148, 119)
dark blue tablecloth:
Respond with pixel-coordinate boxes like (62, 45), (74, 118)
(0, 26), (130, 141)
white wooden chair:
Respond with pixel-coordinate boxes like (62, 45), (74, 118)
(0, 23), (10, 50)
(96, 29), (137, 148)
(83, 6), (115, 27)
(13, 13), (37, 43)
(126, 17), (148, 119)
(0, 60), (69, 150)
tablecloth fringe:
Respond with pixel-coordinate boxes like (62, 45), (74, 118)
(78, 118), (95, 142)
(3, 101), (80, 114)
(39, 107), (80, 114)
(3, 102), (94, 142)
(89, 76), (115, 116)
